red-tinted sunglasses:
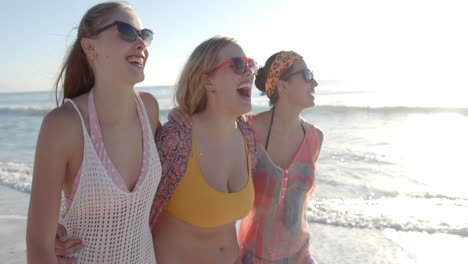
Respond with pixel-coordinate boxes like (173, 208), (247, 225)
(208, 57), (258, 75)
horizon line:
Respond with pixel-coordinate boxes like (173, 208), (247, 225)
(0, 80), (370, 94)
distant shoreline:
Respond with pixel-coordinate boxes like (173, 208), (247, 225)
(0, 80), (367, 94)
(0, 85), (175, 95)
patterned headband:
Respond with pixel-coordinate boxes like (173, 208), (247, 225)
(265, 51), (302, 98)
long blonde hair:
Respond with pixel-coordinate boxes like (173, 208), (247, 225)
(55, 2), (134, 106)
(174, 36), (237, 114)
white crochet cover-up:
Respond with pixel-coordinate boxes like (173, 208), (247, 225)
(59, 94), (161, 264)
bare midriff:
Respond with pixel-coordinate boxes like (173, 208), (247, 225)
(153, 211), (241, 264)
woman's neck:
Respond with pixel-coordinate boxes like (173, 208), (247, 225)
(92, 79), (137, 125)
(192, 109), (239, 142)
(270, 100), (303, 132)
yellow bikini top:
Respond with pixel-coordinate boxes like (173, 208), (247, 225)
(164, 137), (254, 228)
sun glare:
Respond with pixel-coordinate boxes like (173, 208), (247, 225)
(397, 112), (468, 198)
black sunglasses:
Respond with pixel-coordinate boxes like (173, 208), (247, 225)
(90, 21), (154, 46)
(282, 68), (314, 83)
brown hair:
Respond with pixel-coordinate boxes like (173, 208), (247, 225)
(54, 2), (133, 106)
(174, 36), (238, 114)
(255, 51), (298, 106)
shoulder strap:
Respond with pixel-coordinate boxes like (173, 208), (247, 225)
(64, 98), (87, 133)
(265, 108), (276, 151)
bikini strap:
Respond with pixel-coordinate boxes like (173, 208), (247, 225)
(265, 108), (308, 151)
(264, 107), (276, 151)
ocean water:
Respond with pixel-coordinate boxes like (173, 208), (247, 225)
(1, 82), (468, 262)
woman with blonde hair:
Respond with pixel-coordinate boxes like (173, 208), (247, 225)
(170, 50), (324, 263)
(150, 35), (258, 264)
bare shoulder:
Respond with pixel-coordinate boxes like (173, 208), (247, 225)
(138, 91), (159, 110)
(137, 91), (160, 133)
(39, 103), (83, 151)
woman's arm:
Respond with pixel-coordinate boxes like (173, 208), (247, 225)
(26, 108), (78, 264)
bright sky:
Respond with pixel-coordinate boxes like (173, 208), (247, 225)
(2, 0), (468, 99)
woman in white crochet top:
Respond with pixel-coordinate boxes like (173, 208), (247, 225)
(26, 2), (162, 264)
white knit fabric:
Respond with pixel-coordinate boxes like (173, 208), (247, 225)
(60, 95), (160, 264)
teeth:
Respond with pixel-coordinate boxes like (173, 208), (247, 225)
(238, 84), (251, 89)
(127, 56), (143, 64)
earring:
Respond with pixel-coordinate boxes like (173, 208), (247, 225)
(91, 55), (96, 61)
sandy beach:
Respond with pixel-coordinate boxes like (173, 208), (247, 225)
(1, 218), (26, 264)
(1, 185), (28, 264)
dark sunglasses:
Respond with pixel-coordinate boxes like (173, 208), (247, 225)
(208, 57), (258, 75)
(282, 68), (314, 83)
(90, 21), (154, 46)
